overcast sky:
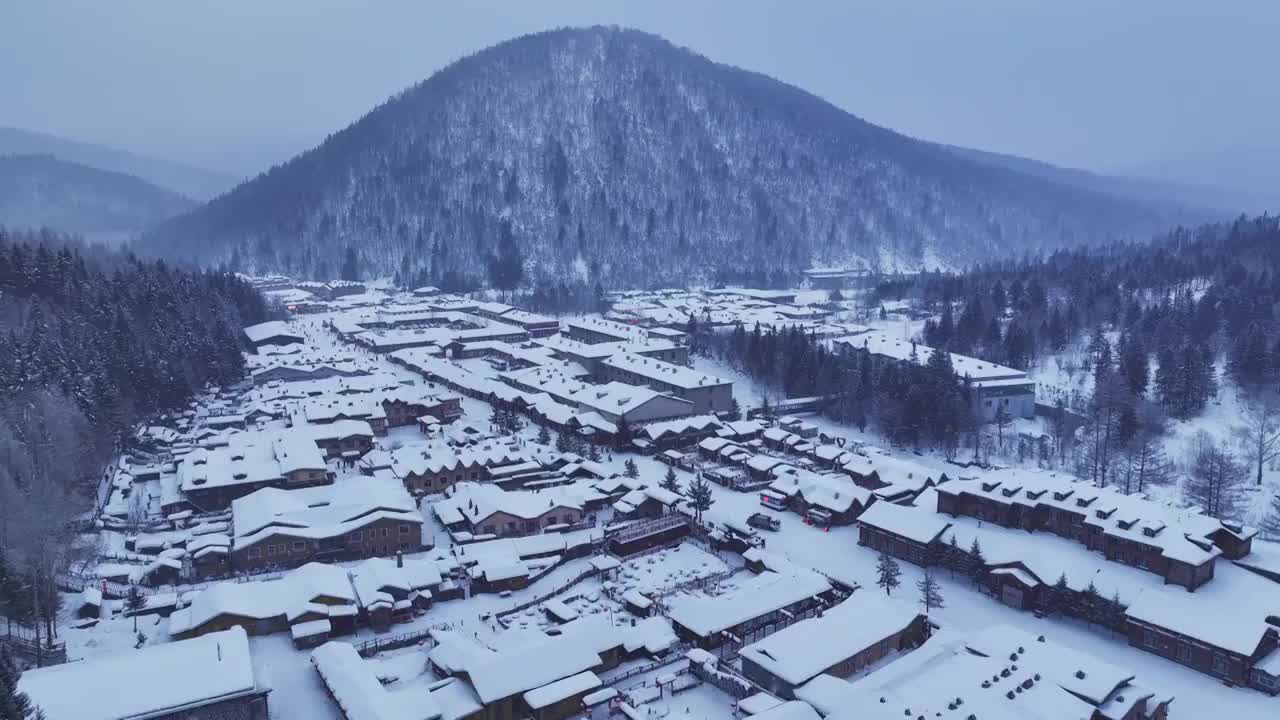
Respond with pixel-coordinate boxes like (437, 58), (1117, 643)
(3, 1), (1278, 178)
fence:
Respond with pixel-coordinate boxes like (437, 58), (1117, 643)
(603, 645), (692, 685)
(2, 627), (68, 667)
(56, 573), (148, 599)
(689, 658), (755, 699)
(607, 515), (689, 546)
(495, 565), (601, 622)
(351, 617), (476, 657)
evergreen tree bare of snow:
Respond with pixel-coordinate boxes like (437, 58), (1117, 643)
(875, 553), (902, 596)
(659, 465), (680, 493)
(124, 583), (147, 632)
(0, 644), (42, 719)
(966, 539), (987, 584)
(916, 571), (945, 615)
(687, 474), (714, 523)
(1262, 492), (1280, 540)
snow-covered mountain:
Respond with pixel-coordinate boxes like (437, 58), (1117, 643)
(0, 154), (195, 241)
(139, 27), (1205, 287)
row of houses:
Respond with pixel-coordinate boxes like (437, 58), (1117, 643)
(856, 487), (1280, 694)
(935, 468), (1256, 590)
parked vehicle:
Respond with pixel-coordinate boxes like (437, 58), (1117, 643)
(759, 491), (788, 510)
(747, 512), (781, 531)
(804, 507), (833, 530)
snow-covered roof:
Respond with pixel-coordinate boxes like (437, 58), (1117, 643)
(769, 469), (872, 514)
(739, 592), (923, 686)
(168, 562), (357, 636)
(833, 330), (1028, 382)
(349, 557), (443, 611)
(936, 468), (1249, 567)
(231, 477), (419, 550)
(522, 671), (601, 709)
(746, 701), (821, 720)
(311, 641), (442, 720)
(602, 352), (730, 390)
(641, 414), (723, 440)
(1125, 565), (1280, 656)
(19, 627), (261, 720)
(856, 499), (950, 545)
(667, 569), (831, 637)
(434, 481), (591, 526)
(178, 429), (327, 493)
(244, 320), (301, 344)
(823, 625), (1161, 720)
(505, 364), (693, 419)
(375, 440), (529, 479)
(461, 632), (603, 704)
(794, 674), (859, 716)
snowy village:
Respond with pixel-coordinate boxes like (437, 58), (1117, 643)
(3, 272), (1279, 720)
(5, 8), (1280, 720)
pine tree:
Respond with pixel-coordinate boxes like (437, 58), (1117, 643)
(1118, 334), (1149, 397)
(876, 553), (902, 596)
(1229, 322), (1272, 387)
(555, 430), (573, 454)
(587, 442), (602, 462)
(917, 571), (945, 615)
(726, 397), (742, 422)
(623, 458), (639, 479)
(967, 539), (987, 583)
(945, 535), (962, 576)
(1081, 580), (1102, 623)
(1262, 492), (1280, 541)
(124, 583), (147, 632)
(535, 424), (551, 446)
(660, 466), (680, 493)
(1047, 573), (1071, 617)
(687, 474), (714, 522)
(0, 646), (36, 719)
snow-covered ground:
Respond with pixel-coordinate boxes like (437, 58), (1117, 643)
(47, 298), (1280, 720)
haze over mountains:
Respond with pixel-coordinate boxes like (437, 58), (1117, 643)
(134, 27), (1227, 288)
(0, 126), (239, 202)
(0, 154), (195, 243)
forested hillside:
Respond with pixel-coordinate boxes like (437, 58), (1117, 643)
(875, 214), (1280, 521)
(0, 227), (272, 642)
(139, 27), (1195, 289)
(0, 154), (195, 239)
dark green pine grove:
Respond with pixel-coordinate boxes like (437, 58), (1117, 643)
(0, 227), (273, 440)
(0, 226), (273, 649)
